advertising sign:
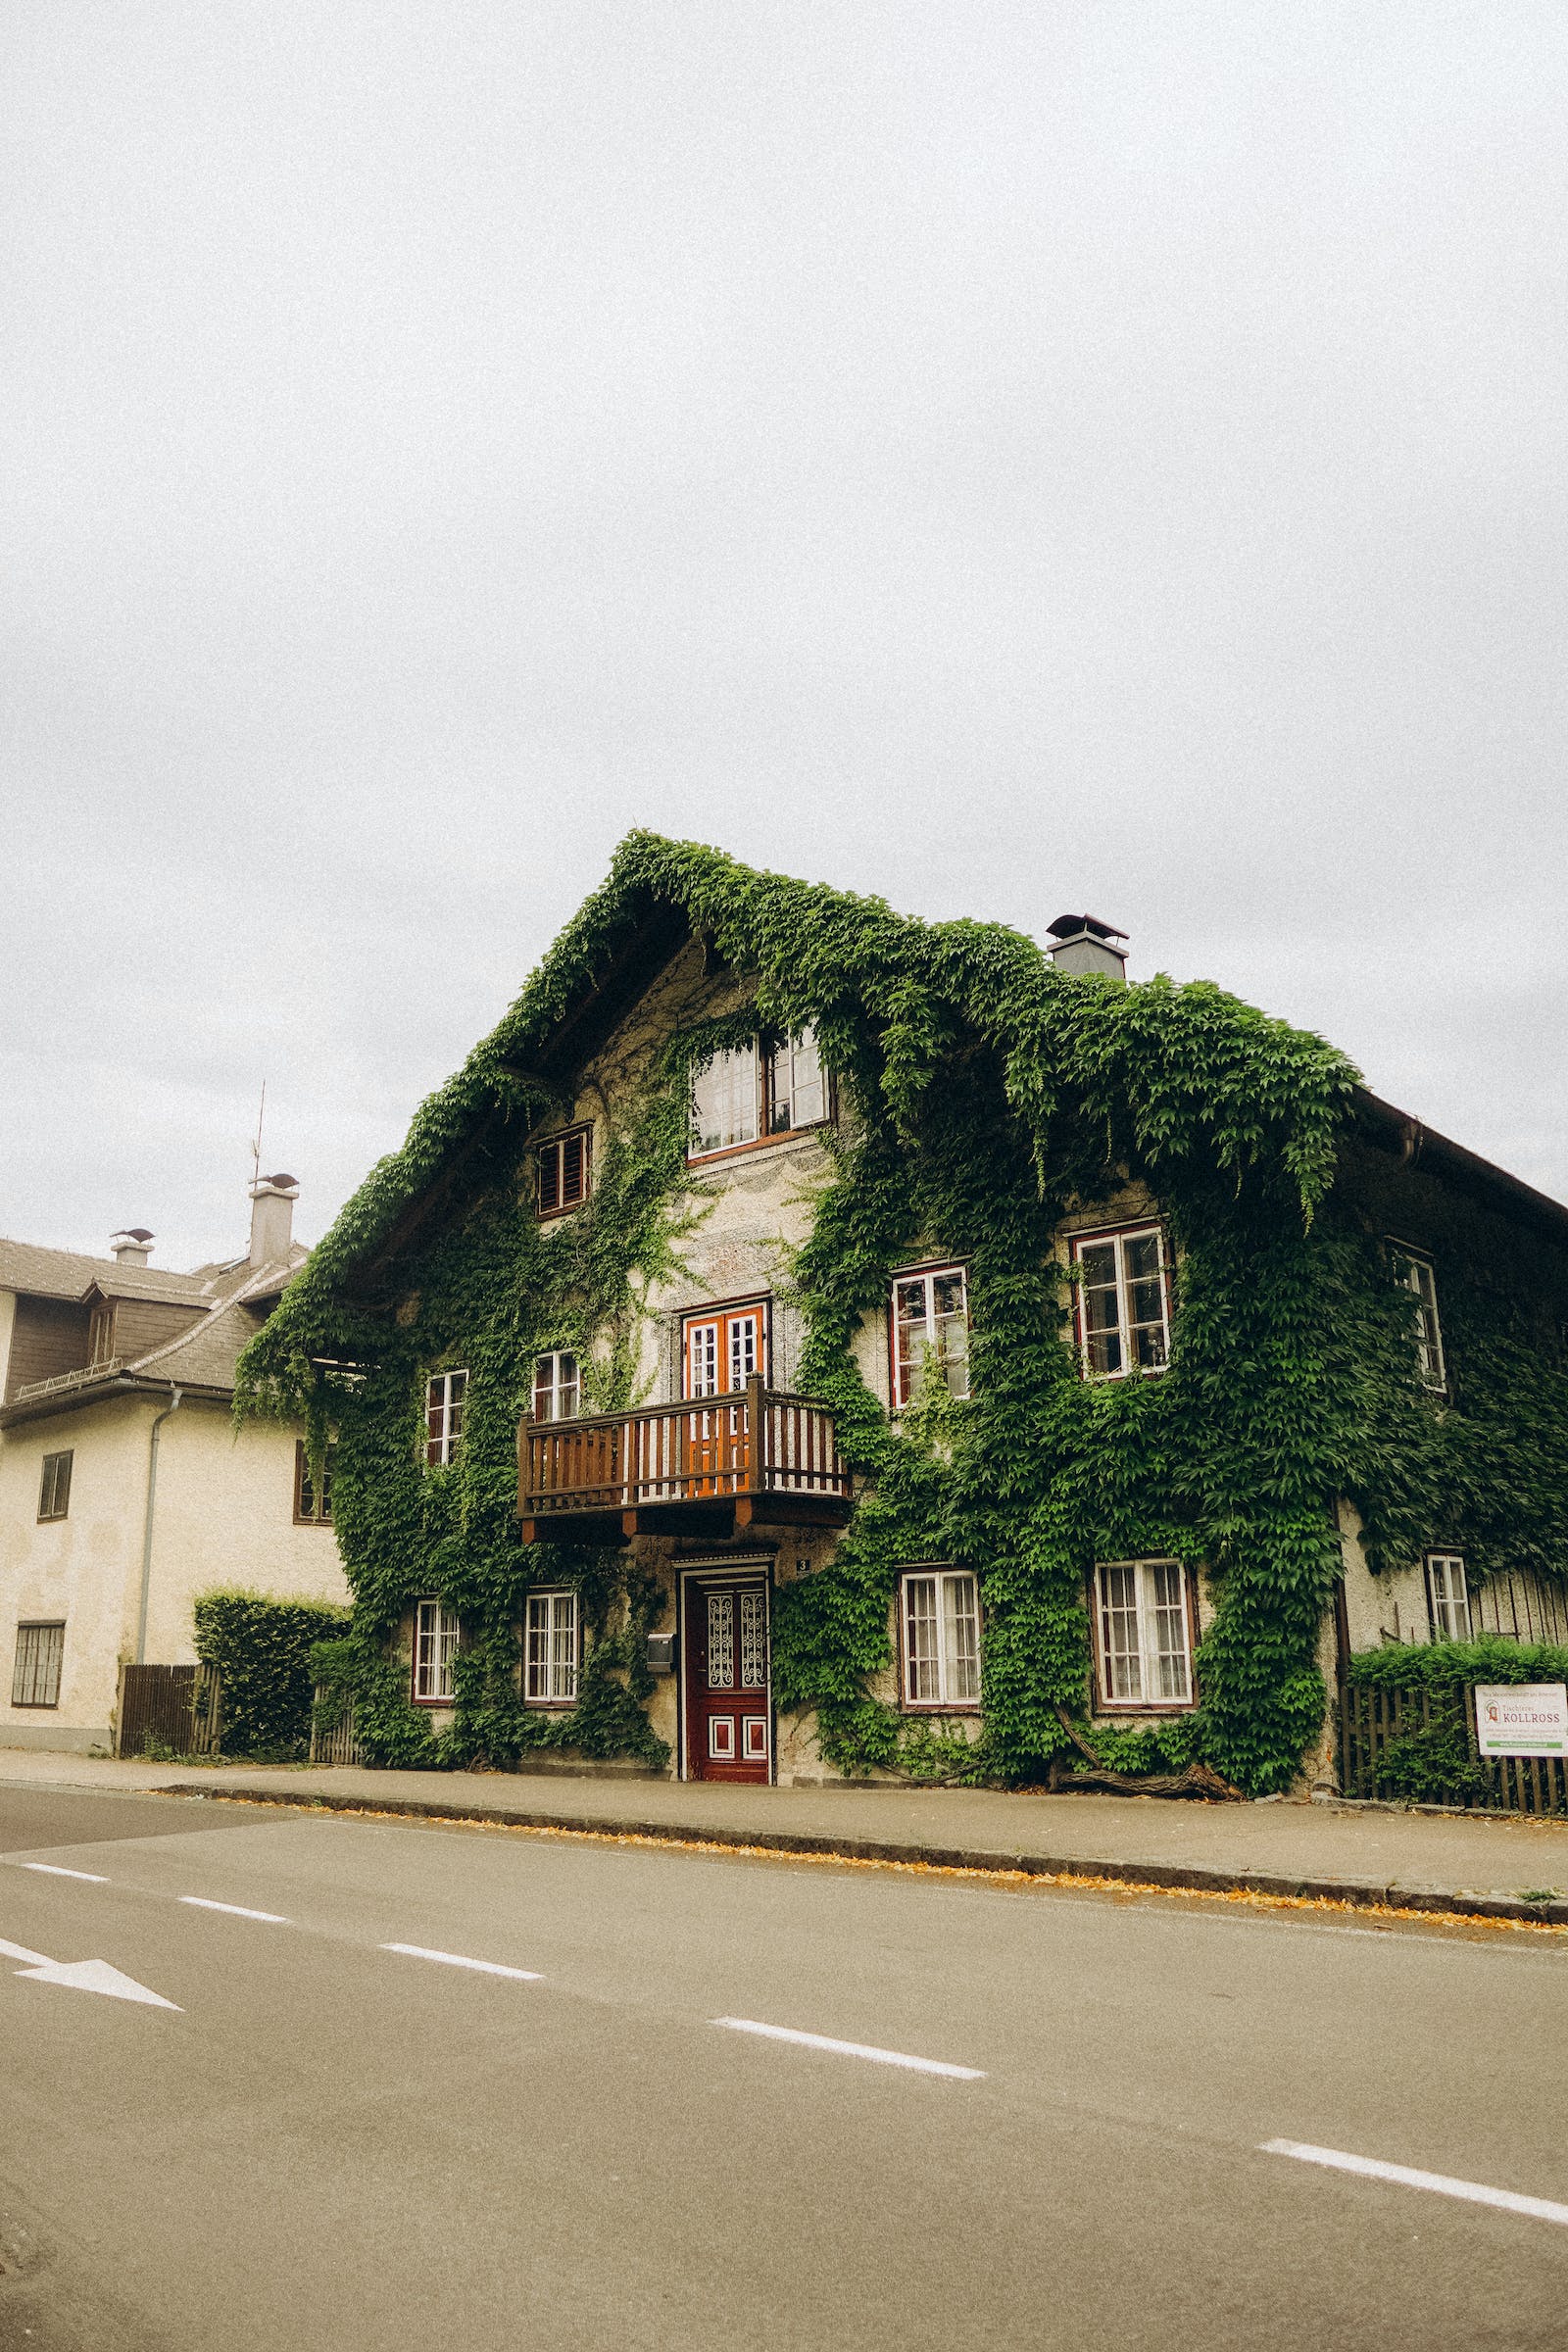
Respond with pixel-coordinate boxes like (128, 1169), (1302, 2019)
(1474, 1684), (1568, 1758)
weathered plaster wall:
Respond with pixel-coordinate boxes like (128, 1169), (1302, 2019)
(0, 1394), (348, 1752)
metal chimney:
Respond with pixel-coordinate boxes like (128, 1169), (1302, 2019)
(1046, 913), (1128, 983)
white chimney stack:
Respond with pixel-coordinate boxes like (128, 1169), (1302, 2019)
(1046, 913), (1129, 983)
(110, 1228), (154, 1266)
(249, 1173), (299, 1266)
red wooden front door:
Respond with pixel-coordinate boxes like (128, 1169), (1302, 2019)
(684, 1579), (770, 1782)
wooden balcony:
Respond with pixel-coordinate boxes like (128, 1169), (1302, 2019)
(518, 1377), (853, 1544)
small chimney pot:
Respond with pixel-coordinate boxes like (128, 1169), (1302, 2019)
(248, 1173), (300, 1266)
(1045, 913), (1129, 983)
(110, 1229), (155, 1267)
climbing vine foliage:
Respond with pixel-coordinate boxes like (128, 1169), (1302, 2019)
(237, 833), (1568, 1795)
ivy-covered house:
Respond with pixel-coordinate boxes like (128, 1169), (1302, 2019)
(237, 834), (1568, 1796)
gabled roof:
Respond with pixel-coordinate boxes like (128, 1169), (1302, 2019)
(0, 1237), (206, 1304)
(235, 829), (1568, 1408)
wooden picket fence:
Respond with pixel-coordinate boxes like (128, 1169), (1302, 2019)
(1338, 1680), (1568, 1815)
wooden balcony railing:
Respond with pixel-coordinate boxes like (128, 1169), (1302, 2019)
(519, 1376), (853, 1541)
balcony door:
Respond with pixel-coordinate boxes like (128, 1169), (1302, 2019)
(682, 1302), (766, 1494)
(683, 1574), (771, 1782)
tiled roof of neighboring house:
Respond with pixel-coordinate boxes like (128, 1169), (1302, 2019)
(124, 1293), (274, 1392)
(0, 1240), (311, 1424)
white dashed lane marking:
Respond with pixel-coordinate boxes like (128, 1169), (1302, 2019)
(1262, 2140), (1568, 2228)
(711, 2017), (985, 2080)
(19, 1863), (109, 1883)
(179, 1897), (290, 1923)
(381, 1943), (543, 1981)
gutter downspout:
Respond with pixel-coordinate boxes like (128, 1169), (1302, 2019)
(136, 1385), (183, 1664)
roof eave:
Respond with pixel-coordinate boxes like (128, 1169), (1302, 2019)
(1350, 1087), (1568, 1247)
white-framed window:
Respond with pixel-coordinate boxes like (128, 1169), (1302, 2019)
(524, 1588), (579, 1705)
(1072, 1225), (1171, 1378)
(424, 1368), (468, 1467)
(900, 1569), (982, 1707)
(413, 1598), (461, 1702)
(12, 1621), (65, 1708)
(533, 1351), (581, 1422)
(691, 1046), (760, 1155)
(891, 1265), (969, 1408)
(1426, 1552), (1472, 1642)
(1094, 1559), (1196, 1708)
(689, 1028), (830, 1158)
(537, 1124), (592, 1217)
(294, 1440), (335, 1524)
(767, 1030), (827, 1134)
(37, 1449), (73, 1522)
(1392, 1245), (1446, 1390)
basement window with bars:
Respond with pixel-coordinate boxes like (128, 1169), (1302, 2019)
(537, 1125), (592, 1218)
(294, 1440), (335, 1524)
(37, 1449), (73, 1521)
(533, 1351), (581, 1422)
(424, 1369), (468, 1467)
(1426, 1552), (1472, 1642)
(12, 1621), (65, 1708)
(1094, 1560), (1196, 1709)
(413, 1598), (461, 1703)
(900, 1569), (982, 1708)
(1072, 1226), (1171, 1378)
(524, 1589), (579, 1706)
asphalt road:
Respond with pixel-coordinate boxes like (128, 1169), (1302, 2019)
(2, 1788), (1566, 2351)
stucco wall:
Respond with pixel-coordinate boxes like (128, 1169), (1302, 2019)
(0, 1392), (349, 1751)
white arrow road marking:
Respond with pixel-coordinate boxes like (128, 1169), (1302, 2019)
(1, 1935), (179, 2010)
(381, 1943), (542, 1981)
(19, 1863), (109, 1882)
(179, 1897), (289, 1923)
(711, 2017), (985, 2080)
(1261, 2140), (1568, 2228)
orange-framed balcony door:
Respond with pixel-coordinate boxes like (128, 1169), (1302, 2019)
(681, 1305), (765, 1494)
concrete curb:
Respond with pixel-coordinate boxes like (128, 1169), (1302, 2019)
(161, 1783), (1568, 1928)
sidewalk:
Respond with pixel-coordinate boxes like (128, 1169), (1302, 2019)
(5, 1743), (1568, 1924)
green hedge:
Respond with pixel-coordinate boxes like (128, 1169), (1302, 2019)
(193, 1591), (351, 1758)
(1346, 1637), (1568, 1691)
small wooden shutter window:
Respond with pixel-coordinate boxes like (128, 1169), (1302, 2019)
(537, 1126), (591, 1217)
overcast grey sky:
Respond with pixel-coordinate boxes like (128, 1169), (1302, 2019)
(5, 3), (1566, 1268)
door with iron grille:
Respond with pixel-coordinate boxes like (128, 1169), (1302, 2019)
(684, 1578), (770, 1782)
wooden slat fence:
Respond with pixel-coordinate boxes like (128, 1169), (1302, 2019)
(1338, 1680), (1568, 1815)
(310, 1690), (366, 1767)
(116, 1663), (221, 1760)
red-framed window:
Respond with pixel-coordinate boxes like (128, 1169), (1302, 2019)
(524, 1589), (579, 1706)
(688, 1029), (831, 1160)
(424, 1369), (468, 1467)
(899, 1569), (981, 1709)
(1092, 1560), (1197, 1710)
(1071, 1224), (1172, 1378)
(537, 1125), (592, 1218)
(890, 1265), (969, 1409)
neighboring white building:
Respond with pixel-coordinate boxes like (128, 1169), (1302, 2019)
(0, 1176), (349, 1751)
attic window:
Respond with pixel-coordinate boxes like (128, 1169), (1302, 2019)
(689, 1028), (831, 1159)
(87, 1302), (116, 1365)
(537, 1126), (592, 1219)
(1391, 1244), (1446, 1390)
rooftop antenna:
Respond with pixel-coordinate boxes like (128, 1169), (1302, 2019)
(250, 1079), (267, 1192)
